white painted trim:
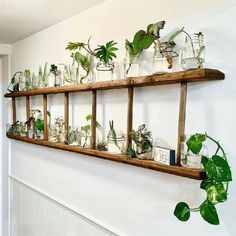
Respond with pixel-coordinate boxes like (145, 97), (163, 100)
(0, 44), (11, 55)
(10, 175), (124, 236)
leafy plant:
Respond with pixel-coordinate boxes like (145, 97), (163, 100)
(81, 114), (101, 148)
(124, 146), (136, 159)
(74, 52), (92, 84)
(174, 133), (232, 225)
(39, 63), (48, 83)
(95, 41), (118, 64)
(61, 62), (76, 84)
(50, 64), (59, 77)
(130, 124), (153, 155)
(24, 69), (32, 89)
(168, 28), (205, 67)
(7, 71), (22, 93)
(96, 140), (108, 151)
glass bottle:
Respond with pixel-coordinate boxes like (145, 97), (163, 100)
(80, 131), (91, 148)
(181, 135), (208, 168)
(31, 72), (38, 89)
(96, 61), (113, 82)
(180, 33), (205, 70)
(67, 128), (80, 146)
(153, 43), (171, 74)
(107, 130), (125, 154)
(124, 51), (140, 77)
(19, 72), (26, 91)
(54, 70), (62, 87)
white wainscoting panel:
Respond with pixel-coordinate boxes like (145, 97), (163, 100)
(10, 177), (116, 236)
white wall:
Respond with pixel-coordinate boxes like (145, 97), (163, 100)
(8, 0), (236, 235)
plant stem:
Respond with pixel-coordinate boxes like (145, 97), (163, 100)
(190, 207), (200, 212)
(183, 30), (196, 58)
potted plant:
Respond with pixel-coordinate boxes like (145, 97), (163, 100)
(50, 64), (61, 87)
(7, 71), (22, 93)
(48, 116), (65, 143)
(107, 120), (125, 154)
(80, 114), (101, 148)
(38, 63), (49, 88)
(24, 69), (32, 90)
(94, 40), (118, 81)
(66, 38), (95, 84)
(174, 133), (232, 225)
(130, 124), (153, 160)
(146, 21), (178, 73)
(168, 28), (205, 70)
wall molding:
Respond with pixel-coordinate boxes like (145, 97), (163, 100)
(10, 175), (123, 236)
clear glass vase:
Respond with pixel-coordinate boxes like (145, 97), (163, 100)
(153, 43), (175, 74)
(124, 52), (140, 77)
(107, 130), (125, 154)
(31, 72), (39, 89)
(19, 122), (28, 137)
(54, 71), (62, 87)
(181, 135), (208, 168)
(63, 64), (77, 85)
(67, 128), (80, 146)
(180, 33), (205, 70)
(135, 136), (153, 160)
(19, 72), (26, 91)
(96, 61), (114, 82)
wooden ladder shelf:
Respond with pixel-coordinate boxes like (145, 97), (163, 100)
(4, 68), (225, 180)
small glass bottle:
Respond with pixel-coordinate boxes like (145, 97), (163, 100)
(124, 51), (140, 77)
(80, 131), (91, 148)
(19, 72), (26, 91)
(181, 135), (208, 169)
(31, 72), (38, 89)
(107, 130), (125, 154)
(153, 43), (171, 74)
(180, 33), (205, 70)
(54, 70), (62, 87)
(96, 61), (113, 82)
(67, 128), (80, 146)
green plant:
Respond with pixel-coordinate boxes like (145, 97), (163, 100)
(74, 52), (92, 84)
(81, 114), (101, 148)
(174, 133), (232, 225)
(168, 28), (205, 67)
(66, 38), (95, 84)
(7, 71), (22, 93)
(96, 140), (108, 151)
(125, 21), (165, 74)
(124, 146), (136, 159)
(130, 124), (152, 155)
(39, 63), (48, 84)
(50, 64), (59, 77)
(24, 69), (31, 89)
(95, 41), (118, 65)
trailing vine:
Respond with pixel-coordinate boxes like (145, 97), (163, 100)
(174, 133), (232, 225)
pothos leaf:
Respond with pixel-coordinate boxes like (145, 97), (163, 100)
(186, 133), (206, 154)
(168, 27), (184, 43)
(147, 21), (165, 38)
(203, 155), (232, 182)
(174, 202), (190, 222)
(200, 200), (219, 225)
(206, 182), (227, 204)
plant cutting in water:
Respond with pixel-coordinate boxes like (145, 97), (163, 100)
(38, 63), (48, 87)
(168, 28), (205, 68)
(7, 71), (22, 93)
(66, 37), (95, 84)
(94, 41), (118, 71)
(24, 69), (32, 89)
(174, 133), (232, 225)
(49, 116), (65, 143)
(81, 114), (101, 148)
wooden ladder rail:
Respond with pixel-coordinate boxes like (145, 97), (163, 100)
(126, 87), (134, 148)
(43, 94), (48, 141)
(176, 81), (188, 166)
(91, 90), (97, 149)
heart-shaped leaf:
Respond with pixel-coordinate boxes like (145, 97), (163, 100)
(200, 200), (219, 225)
(206, 182), (227, 204)
(186, 134), (206, 154)
(174, 202), (190, 222)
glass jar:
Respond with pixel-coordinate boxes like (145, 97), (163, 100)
(63, 64), (77, 86)
(124, 52), (140, 77)
(80, 131), (91, 148)
(135, 136), (153, 160)
(180, 33), (205, 70)
(107, 130), (125, 154)
(67, 128), (80, 146)
(54, 71), (62, 87)
(6, 124), (12, 135)
(181, 135), (208, 168)
(96, 61), (114, 82)
(31, 72), (38, 89)
(24, 70), (32, 90)
(19, 72), (26, 91)
(19, 122), (28, 137)
(153, 42), (175, 74)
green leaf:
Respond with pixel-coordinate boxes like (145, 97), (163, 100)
(81, 125), (91, 133)
(204, 155), (232, 182)
(206, 182), (227, 203)
(201, 155), (209, 166)
(34, 119), (44, 131)
(186, 134), (206, 154)
(200, 178), (213, 190)
(125, 147), (136, 159)
(174, 202), (190, 222)
(168, 27), (184, 43)
(200, 200), (219, 225)
(147, 21), (165, 38)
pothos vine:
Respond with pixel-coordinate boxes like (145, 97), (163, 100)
(174, 133), (232, 225)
